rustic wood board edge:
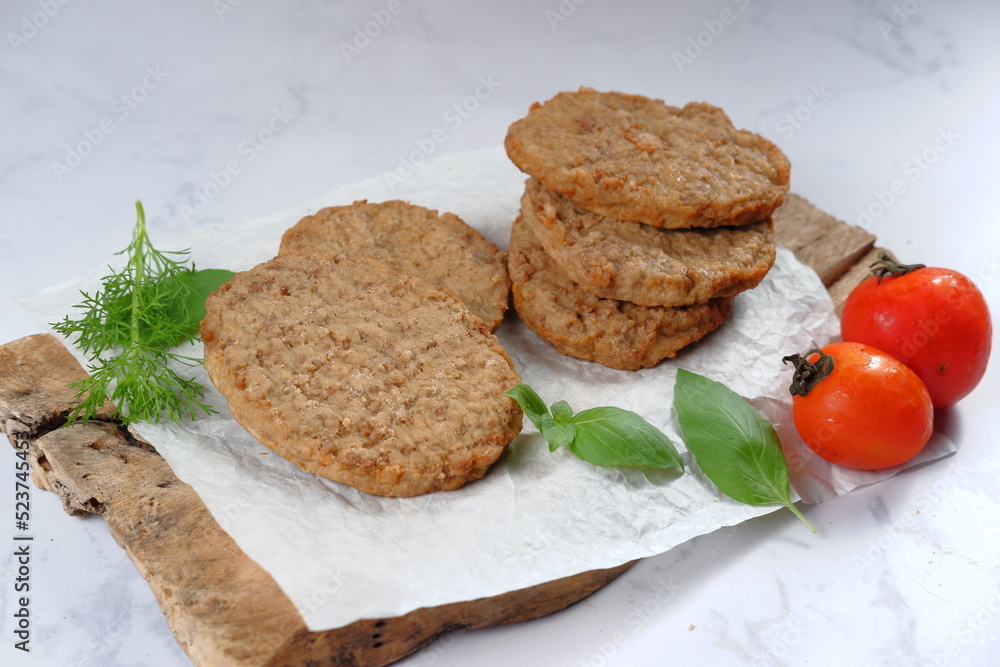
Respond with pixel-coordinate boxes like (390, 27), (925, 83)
(1, 333), (635, 666)
(0, 194), (875, 667)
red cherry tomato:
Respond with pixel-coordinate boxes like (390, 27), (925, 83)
(840, 254), (991, 408)
(784, 342), (934, 470)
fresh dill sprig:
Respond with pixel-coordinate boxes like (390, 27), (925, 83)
(51, 201), (234, 425)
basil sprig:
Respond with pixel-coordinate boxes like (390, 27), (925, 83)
(505, 374), (814, 534)
(673, 369), (815, 533)
(505, 384), (684, 469)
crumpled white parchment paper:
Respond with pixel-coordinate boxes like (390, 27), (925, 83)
(19, 146), (955, 631)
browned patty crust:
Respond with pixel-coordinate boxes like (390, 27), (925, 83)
(520, 178), (775, 307)
(279, 200), (510, 331)
(504, 88), (790, 228)
(506, 216), (734, 371)
(201, 253), (523, 498)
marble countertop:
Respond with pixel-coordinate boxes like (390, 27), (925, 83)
(1, 0), (998, 665)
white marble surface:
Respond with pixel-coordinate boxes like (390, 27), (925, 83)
(1, 0), (998, 665)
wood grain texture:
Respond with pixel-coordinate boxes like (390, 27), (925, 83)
(0, 193), (872, 666)
(773, 193), (876, 287)
(0, 332), (114, 433)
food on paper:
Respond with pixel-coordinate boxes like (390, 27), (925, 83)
(503, 89), (786, 367)
(506, 215), (733, 370)
(201, 252), (522, 497)
(673, 368), (815, 533)
(505, 382), (684, 469)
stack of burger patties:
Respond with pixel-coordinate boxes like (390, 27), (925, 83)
(503, 88), (791, 370)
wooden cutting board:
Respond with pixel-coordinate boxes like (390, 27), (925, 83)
(0, 194), (880, 667)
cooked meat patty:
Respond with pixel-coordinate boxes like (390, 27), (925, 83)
(505, 88), (789, 228)
(279, 200), (510, 330)
(201, 253), (523, 497)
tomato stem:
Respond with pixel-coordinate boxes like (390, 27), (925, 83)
(869, 251), (925, 283)
(782, 349), (835, 397)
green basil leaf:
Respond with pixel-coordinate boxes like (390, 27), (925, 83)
(504, 383), (549, 430)
(550, 400), (574, 422)
(569, 406), (684, 469)
(99, 268), (234, 346)
(167, 268), (235, 338)
(673, 369), (814, 532)
(540, 414), (576, 451)
(504, 383), (682, 470)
